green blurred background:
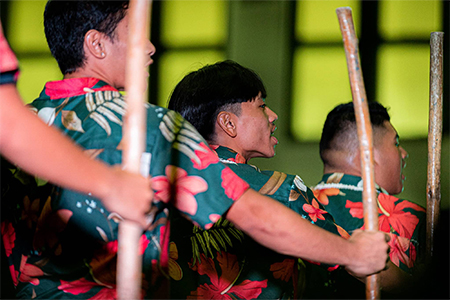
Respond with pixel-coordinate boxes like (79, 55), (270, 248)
(1, 0), (448, 210)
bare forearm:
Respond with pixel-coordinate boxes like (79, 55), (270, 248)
(227, 189), (352, 263)
(227, 189), (388, 276)
(0, 85), (113, 199)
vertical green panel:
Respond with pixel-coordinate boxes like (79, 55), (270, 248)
(7, 0), (48, 52)
(161, 0), (227, 47)
(16, 57), (62, 104)
(296, 0), (360, 42)
(379, 0), (442, 40)
(377, 45), (430, 138)
(158, 51), (226, 107)
(291, 47), (352, 141)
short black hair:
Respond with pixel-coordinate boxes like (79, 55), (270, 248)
(44, 0), (129, 75)
(320, 101), (391, 165)
(168, 60), (267, 141)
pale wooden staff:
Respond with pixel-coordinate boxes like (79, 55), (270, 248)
(426, 31), (444, 261)
(117, 0), (152, 299)
(336, 7), (380, 300)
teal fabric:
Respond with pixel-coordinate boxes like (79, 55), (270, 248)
(169, 146), (346, 300)
(1, 78), (250, 299)
(313, 173), (426, 274)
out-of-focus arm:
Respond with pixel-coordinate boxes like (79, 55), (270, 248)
(0, 84), (152, 227)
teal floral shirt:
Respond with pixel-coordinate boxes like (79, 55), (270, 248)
(312, 173), (426, 274)
(1, 78), (250, 299)
(169, 146), (348, 300)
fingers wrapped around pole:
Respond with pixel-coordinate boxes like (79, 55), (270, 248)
(117, 0), (152, 299)
(336, 7), (380, 300)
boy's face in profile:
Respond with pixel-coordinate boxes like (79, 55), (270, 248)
(101, 11), (155, 91)
(374, 121), (408, 195)
(233, 93), (278, 161)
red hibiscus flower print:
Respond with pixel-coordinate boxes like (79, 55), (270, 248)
(312, 188), (340, 206)
(388, 234), (416, 269)
(59, 278), (101, 295)
(9, 264), (19, 286)
(19, 255), (44, 286)
(188, 252), (267, 299)
(152, 165), (208, 215)
(378, 194), (424, 239)
(221, 168), (249, 201)
(192, 142), (219, 170)
(345, 200), (364, 219)
(59, 278), (143, 300)
(270, 258), (295, 282)
(302, 199), (327, 222)
(1, 221), (15, 257)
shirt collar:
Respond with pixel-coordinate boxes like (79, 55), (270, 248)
(41, 77), (118, 100)
(210, 145), (247, 164)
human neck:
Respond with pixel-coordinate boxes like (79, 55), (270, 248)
(210, 136), (248, 163)
(64, 64), (118, 89)
(323, 151), (361, 177)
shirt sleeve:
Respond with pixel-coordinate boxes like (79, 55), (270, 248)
(151, 109), (250, 230)
(0, 22), (19, 85)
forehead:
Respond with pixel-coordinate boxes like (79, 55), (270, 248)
(374, 120), (397, 143)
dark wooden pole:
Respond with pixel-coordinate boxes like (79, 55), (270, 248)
(336, 7), (380, 300)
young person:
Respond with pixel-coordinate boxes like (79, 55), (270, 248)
(167, 60), (381, 299)
(5, 2), (388, 298)
(310, 101), (427, 298)
(0, 20), (153, 227)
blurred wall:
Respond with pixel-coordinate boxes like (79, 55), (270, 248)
(228, 1), (449, 210)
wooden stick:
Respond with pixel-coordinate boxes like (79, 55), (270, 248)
(117, 0), (152, 299)
(336, 7), (380, 300)
(426, 31), (444, 261)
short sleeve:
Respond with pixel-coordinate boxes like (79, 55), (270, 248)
(149, 109), (250, 230)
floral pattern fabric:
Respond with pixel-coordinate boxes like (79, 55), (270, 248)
(1, 78), (250, 299)
(169, 146), (347, 300)
(312, 173), (426, 273)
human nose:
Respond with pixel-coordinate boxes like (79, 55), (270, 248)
(267, 107), (278, 123)
(146, 39), (156, 57)
(400, 146), (408, 160)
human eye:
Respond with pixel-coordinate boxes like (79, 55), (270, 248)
(395, 137), (400, 147)
(260, 103), (266, 109)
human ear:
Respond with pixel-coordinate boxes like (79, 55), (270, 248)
(85, 29), (106, 59)
(217, 112), (237, 138)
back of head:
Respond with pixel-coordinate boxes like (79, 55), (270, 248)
(168, 60), (266, 141)
(320, 101), (390, 167)
(44, 0), (129, 75)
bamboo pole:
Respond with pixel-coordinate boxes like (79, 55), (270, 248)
(426, 31), (444, 261)
(336, 7), (380, 300)
(117, 0), (152, 299)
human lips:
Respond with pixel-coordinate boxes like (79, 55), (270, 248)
(270, 125), (278, 145)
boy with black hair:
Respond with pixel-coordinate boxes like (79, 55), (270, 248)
(168, 60), (388, 299)
(8, 2), (389, 298)
(311, 101), (427, 297)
